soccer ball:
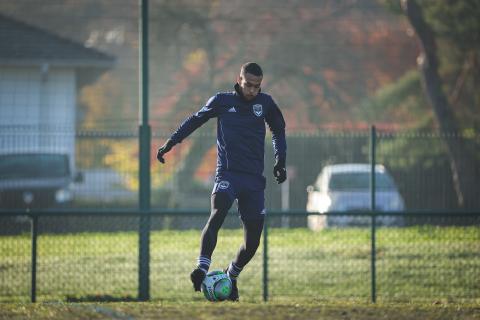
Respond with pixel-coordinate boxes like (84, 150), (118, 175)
(201, 270), (232, 302)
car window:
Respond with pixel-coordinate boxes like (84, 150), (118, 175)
(0, 154), (70, 179)
(328, 172), (396, 191)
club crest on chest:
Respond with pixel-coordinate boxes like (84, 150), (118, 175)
(252, 104), (263, 117)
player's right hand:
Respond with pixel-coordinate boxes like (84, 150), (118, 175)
(157, 139), (174, 164)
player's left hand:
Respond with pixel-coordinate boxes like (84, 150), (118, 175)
(273, 160), (287, 184)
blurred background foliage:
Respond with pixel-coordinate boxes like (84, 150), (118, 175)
(1, 0), (478, 207)
(0, 0), (422, 130)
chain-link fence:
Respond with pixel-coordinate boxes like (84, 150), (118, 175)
(268, 214), (479, 303)
(375, 213), (480, 302)
(1, 212), (479, 303)
(1, 129), (478, 213)
(1, 128), (480, 303)
(2, 0), (479, 306)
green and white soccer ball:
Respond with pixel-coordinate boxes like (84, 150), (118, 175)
(201, 270), (232, 302)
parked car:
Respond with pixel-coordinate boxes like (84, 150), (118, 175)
(306, 163), (405, 229)
(0, 153), (83, 209)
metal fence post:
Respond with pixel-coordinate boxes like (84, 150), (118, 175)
(262, 215), (269, 302)
(138, 0), (151, 301)
(30, 214), (38, 303)
(370, 125), (377, 303)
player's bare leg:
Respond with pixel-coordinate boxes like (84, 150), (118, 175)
(226, 217), (264, 301)
(191, 193), (232, 291)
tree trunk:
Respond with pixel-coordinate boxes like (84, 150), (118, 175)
(402, 0), (478, 208)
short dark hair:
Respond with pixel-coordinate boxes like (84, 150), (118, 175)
(241, 62), (263, 77)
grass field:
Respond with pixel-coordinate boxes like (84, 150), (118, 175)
(1, 225), (479, 304)
(1, 301), (479, 320)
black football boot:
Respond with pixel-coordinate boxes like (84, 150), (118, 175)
(227, 278), (239, 302)
(224, 268), (239, 302)
(190, 268), (206, 292)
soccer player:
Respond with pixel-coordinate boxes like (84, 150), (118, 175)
(157, 62), (287, 301)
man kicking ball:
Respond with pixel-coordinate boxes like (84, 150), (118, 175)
(157, 62), (287, 301)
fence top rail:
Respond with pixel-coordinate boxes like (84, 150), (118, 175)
(2, 125), (478, 139)
(0, 208), (479, 217)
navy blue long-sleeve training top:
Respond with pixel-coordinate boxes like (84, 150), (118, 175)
(168, 84), (287, 177)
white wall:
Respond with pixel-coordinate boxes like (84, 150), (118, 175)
(0, 67), (37, 123)
(0, 66), (76, 169)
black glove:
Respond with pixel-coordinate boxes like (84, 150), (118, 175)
(273, 158), (287, 184)
(156, 139), (174, 164)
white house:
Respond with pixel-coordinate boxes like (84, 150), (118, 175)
(0, 13), (114, 170)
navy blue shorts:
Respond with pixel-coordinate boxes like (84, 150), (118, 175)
(212, 171), (266, 221)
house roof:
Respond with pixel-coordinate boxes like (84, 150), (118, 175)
(0, 13), (115, 68)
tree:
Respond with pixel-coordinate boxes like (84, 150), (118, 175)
(400, 0), (479, 208)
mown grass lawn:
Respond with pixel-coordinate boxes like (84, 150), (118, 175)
(0, 226), (479, 303)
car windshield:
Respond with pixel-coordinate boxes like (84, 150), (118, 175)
(328, 172), (396, 191)
(0, 154), (70, 179)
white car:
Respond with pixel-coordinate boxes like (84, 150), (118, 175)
(306, 163), (405, 229)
